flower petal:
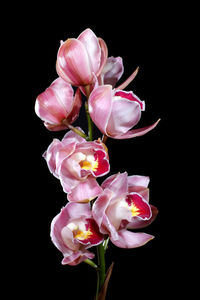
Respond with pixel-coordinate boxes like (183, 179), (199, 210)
(67, 177), (103, 203)
(100, 56), (124, 87)
(110, 229), (154, 248)
(67, 88), (82, 124)
(56, 38), (93, 86)
(88, 85), (113, 135)
(62, 250), (95, 266)
(127, 205), (158, 230)
(106, 95), (141, 136)
(97, 37), (108, 76)
(101, 172), (128, 197)
(75, 218), (104, 247)
(78, 28), (101, 74)
(114, 119), (160, 139)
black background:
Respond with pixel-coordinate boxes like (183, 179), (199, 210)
(6, 2), (194, 299)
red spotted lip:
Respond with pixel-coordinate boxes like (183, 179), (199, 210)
(91, 149), (110, 177)
(76, 218), (104, 246)
(126, 193), (152, 220)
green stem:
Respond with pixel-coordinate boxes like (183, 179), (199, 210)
(97, 243), (106, 292)
(62, 119), (89, 140)
(84, 85), (106, 299)
(85, 101), (93, 141)
(84, 259), (98, 270)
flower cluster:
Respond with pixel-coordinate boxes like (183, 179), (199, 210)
(35, 28), (159, 269)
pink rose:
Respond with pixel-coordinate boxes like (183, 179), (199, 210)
(51, 202), (104, 266)
(93, 172), (158, 248)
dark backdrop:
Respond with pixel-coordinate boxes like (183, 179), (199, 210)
(7, 2), (191, 299)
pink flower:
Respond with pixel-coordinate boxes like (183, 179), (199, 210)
(92, 172), (158, 248)
(35, 77), (82, 131)
(43, 130), (110, 202)
(56, 28), (108, 87)
(88, 85), (160, 139)
(51, 202), (104, 266)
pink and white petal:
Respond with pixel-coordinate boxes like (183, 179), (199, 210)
(50, 77), (74, 115)
(67, 177), (103, 203)
(59, 159), (81, 193)
(92, 188), (114, 231)
(114, 119), (160, 139)
(57, 39), (93, 86)
(106, 201), (132, 231)
(106, 98), (141, 136)
(43, 139), (63, 178)
(65, 202), (92, 219)
(78, 28), (101, 74)
(50, 206), (73, 254)
(110, 229), (154, 248)
(97, 38), (108, 76)
(35, 89), (66, 124)
(127, 205), (158, 229)
(88, 85), (113, 136)
(114, 90), (145, 111)
(101, 56), (124, 87)
(101, 172), (128, 197)
(62, 127), (86, 145)
(61, 225), (79, 251)
(62, 250), (95, 266)
(67, 88), (82, 124)
(44, 122), (68, 131)
(128, 175), (150, 189)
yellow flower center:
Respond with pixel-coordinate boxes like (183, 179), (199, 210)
(80, 156), (98, 172)
(74, 228), (92, 241)
(130, 203), (140, 217)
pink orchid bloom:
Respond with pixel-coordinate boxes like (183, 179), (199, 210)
(88, 85), (160, 139)
(51, 202), (104, 266)
(43, 130), (110, 202)
(35, 77), (82, 131)
(56, 28), (108, 87)
(92, 172), (158, 248)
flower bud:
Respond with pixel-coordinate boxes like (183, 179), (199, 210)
(56, 28), (108, 86)
(35, 77), (81, 131)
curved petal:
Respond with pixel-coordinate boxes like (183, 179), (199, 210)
(92, 188), (114, 232)
(127, 205), (158, 230)
(101, 172), (128, 197)
(106, 96), (141, 136)
(128, 175), (150, 189)
(67, 177), (103, 203)
(59, 157), (82, 193)
(67, 88), (82, 124)
(100, 56), (124, 87)
(78, 28), (101, 74)
(114, 119), (160, 139)
(56, 38), (93, 86)
(62, 127), (86, 145)
(43, 139), (62, 178)
(110, 229), (154, 248)
(96, 37), (108, 76)
(62, 250), (95, 266)
(88, 85), (113, 135)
